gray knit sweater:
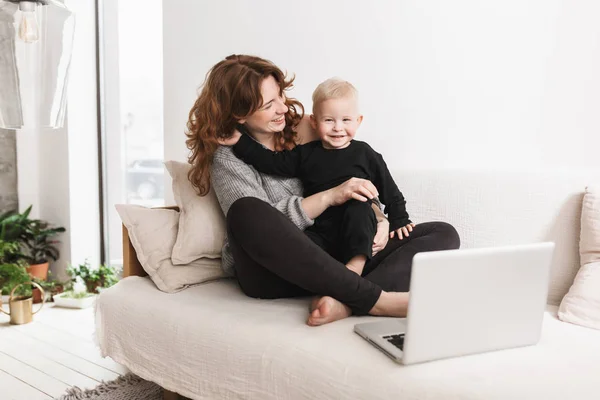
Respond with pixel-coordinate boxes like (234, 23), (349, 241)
(211, 146), (315, 276)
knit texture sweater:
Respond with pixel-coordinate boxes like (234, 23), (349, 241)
(210, 146), (314, 276)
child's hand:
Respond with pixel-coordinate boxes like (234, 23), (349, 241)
(390, 223), (416, 240)
(217, 129), (242, 146)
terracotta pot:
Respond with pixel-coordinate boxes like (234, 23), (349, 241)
(27, 262), (49, 280)
(32, 287), (43, 304)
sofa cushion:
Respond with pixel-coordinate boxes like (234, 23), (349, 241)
(559, 186), (600, 330)
(579, 186), (600, 265)
(165, 160), (226, 264)
(115, 204), (226, 293)
(96, 277), (600, 400)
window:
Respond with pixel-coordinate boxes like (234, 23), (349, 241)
(99, 0), (164, 265)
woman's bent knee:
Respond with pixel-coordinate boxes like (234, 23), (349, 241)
(435, 221), (460, 249)
(228, 197), (267, 218)
(227, 197), (268, 230)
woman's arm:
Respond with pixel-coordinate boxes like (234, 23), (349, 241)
(211, 148), (314, 231)
(300, 191), (334, 220)
(301, 178), (380, 220)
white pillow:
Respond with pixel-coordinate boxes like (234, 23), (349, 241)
(115, 204), (227, 293)
(165, 161), (227, 264)
(558, 186), (600, 330)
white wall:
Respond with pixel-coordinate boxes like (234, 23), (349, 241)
(163, 0), (600, 205)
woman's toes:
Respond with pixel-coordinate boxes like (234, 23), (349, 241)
(309, 296), (321, 312)
(306, 296), (350, 326)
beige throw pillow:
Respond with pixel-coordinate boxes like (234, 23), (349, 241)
(558, 186), (600, 330)
(165, 161), (227, 264)
(116, 204), (227, 293)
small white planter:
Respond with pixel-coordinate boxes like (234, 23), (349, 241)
(53, 292), (97, 309)
(1, 295), (9, 304)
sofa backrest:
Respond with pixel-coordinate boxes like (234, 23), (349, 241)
(390, 168), (600, 306)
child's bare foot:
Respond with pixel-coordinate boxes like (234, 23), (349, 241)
(307, 296), (351, 326)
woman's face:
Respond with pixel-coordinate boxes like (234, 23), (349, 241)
(239, 75), (288, 136)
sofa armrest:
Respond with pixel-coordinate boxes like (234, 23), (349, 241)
(122, 206), (180, 278)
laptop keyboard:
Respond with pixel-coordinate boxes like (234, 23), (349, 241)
(383, 333), (405, 350)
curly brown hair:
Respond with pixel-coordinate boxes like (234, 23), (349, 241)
(185, 54), (304, 196)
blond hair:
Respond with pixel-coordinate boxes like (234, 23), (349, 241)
(311, 77), (358, 114)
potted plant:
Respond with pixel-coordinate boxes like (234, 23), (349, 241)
(0, 263), (32, 304)
(0, 212), (30, 264)
(0, 206), (66, 280)
(0, 207), (32, 241)
(31, 273), (65, 303)
(67, 261), (120, 294)
(53, 276), (96, 309)
(0, 240), (21, 264)
(22, 218), (66, 280)
(0, 240), (30, 302)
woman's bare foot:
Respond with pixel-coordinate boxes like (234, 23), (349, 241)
(307, 296), (351, 326)
(309, 296), (320, 312)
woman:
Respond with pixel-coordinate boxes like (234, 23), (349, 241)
(186, 54), (460, 326)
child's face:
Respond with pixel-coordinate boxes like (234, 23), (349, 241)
(310, 97), (363, 150)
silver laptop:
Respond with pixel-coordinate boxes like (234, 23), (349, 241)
(354, 242), (555, 365)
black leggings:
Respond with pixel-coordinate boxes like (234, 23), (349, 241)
(227, 197), (461, 315)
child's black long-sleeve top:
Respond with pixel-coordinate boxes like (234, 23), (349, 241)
(232, 133), (412, 232)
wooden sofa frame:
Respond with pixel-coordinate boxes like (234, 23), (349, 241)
(121, 206), (191, 400)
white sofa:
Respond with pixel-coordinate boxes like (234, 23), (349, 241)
(95, 169), (600, 399)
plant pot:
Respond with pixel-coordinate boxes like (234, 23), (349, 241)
(27, 262), (49, 281)
(53, 292), (97, 309)
(32, 287), (43, 304)
(85, 280), (103, 294)
(49, 285), (64, 302)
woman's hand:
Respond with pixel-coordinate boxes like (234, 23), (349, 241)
(326, 178), (379, 207)
(372, 218), (390, 255)
(217, 129), (242, 146)
(390, 223), (416, 240)
(301, 178), (378, 220)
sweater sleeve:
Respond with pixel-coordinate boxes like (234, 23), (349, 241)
(232, 133), (303, 178)
(211, 148), (314, 231)
(370, 149), (412, 231)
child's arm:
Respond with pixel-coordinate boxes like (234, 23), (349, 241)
(370, 150), (412, 232)
(217, 129), (243, 146)
(232, 132), (302, 178)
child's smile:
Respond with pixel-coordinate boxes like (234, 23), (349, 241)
(311, 97), (363, 150)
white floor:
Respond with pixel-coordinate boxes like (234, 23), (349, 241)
(0, 300), (128, 400)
